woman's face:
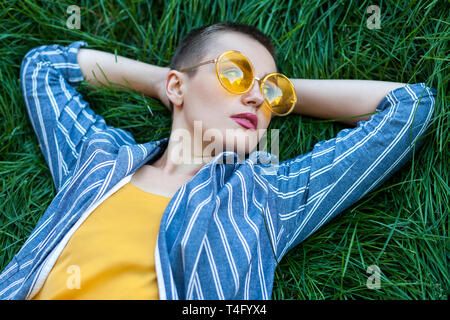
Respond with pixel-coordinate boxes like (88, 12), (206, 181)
(167, 31), (277, 161)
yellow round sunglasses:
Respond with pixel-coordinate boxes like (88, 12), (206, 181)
(179, 50), (297, 116)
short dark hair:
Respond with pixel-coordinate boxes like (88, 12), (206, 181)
(167, 22), (276, 115)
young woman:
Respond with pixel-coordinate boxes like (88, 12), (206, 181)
(0, 22), (436, 299)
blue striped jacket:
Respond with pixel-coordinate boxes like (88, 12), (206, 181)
(0, 41), (437, 300)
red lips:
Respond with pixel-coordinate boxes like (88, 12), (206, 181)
(230, 113), (258, 130)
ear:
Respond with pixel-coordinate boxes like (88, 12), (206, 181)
(166, 70), (186, 110)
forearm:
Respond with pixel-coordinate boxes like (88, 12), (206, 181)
(290, 79), (406, 125)
(76, 48), (168, 100)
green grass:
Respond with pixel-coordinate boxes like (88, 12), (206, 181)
(0, 0), (448, 300)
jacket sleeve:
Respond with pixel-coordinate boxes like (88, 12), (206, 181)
(20, 41), (135, 193)
(273, 82), (437, 258)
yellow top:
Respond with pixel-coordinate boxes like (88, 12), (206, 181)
(32, 182), (171, 300)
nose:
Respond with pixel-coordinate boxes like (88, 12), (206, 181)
(241, 78), (265, 108)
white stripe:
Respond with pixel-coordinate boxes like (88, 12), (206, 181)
(255, 194), (278, 254)
(170, 268), (178, 299)
(212, 196), (240, 295)
(0, 263), (17, 281)
(90, 158), (117, 205)
(60, 103), (87, 135)
(94, 129), (125, 147)
(364, 86), (434, 195)
(34, 177), (105, 256)
(225, 183), (251, 262)
(87, 138), (112, 148)
(20, 212), (56, 252)
(276, 226), (285, 246)
(40, 49), (63, 56)
(53, 131), (63, 187)
(126, 145), (133, 176)
(191, 265), (201, 300)
(257, 241), (268, 299)
(26, 159), (114, 256)
(165, 184), (186, 230)
(312, 145), (335, 158)
(6, 288), (21, 300)
(137, 144), (148, 159)
(310, 95), (398, 181)
(59, 75), (72, 100)
(44, 68), (60, 118)
(75, 98), (95, 122)
(108, 127), (134, 146)
(282, 161), (358, 257)
(300, 85), (421, 243)
(236, 170), (267, 298)
(46, 70), (88, 160)
(280, 184), (330, 219)
(154, 235), (167, 300)
(55, 121), (78, 159)
(244, 263), (251, 299)
(203, 236), (225, 299)
(26, 179), (105, 298)
(194, 272), (204, 300)
(179, 176), (214, 256)
(236, 172), (259, 235)
(186, 231), (211, 299)
(182, 192), (213, 272)
(19, 259), (33, 270)
(52, 62), (80, 69)
(276, 166), (311, 180)
(28, 171), (131, 299)
(30, 61), (56, 183)
(238, 169), (278, 265)
(0, 278), (24, 296)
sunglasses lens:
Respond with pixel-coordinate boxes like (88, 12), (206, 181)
(217, 51), (253, 93)
(262, 74), (296, 116)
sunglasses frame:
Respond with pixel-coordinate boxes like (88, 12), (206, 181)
(179, 50), (297, 116)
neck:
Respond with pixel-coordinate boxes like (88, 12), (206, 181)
(152, 118), (216, 178)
